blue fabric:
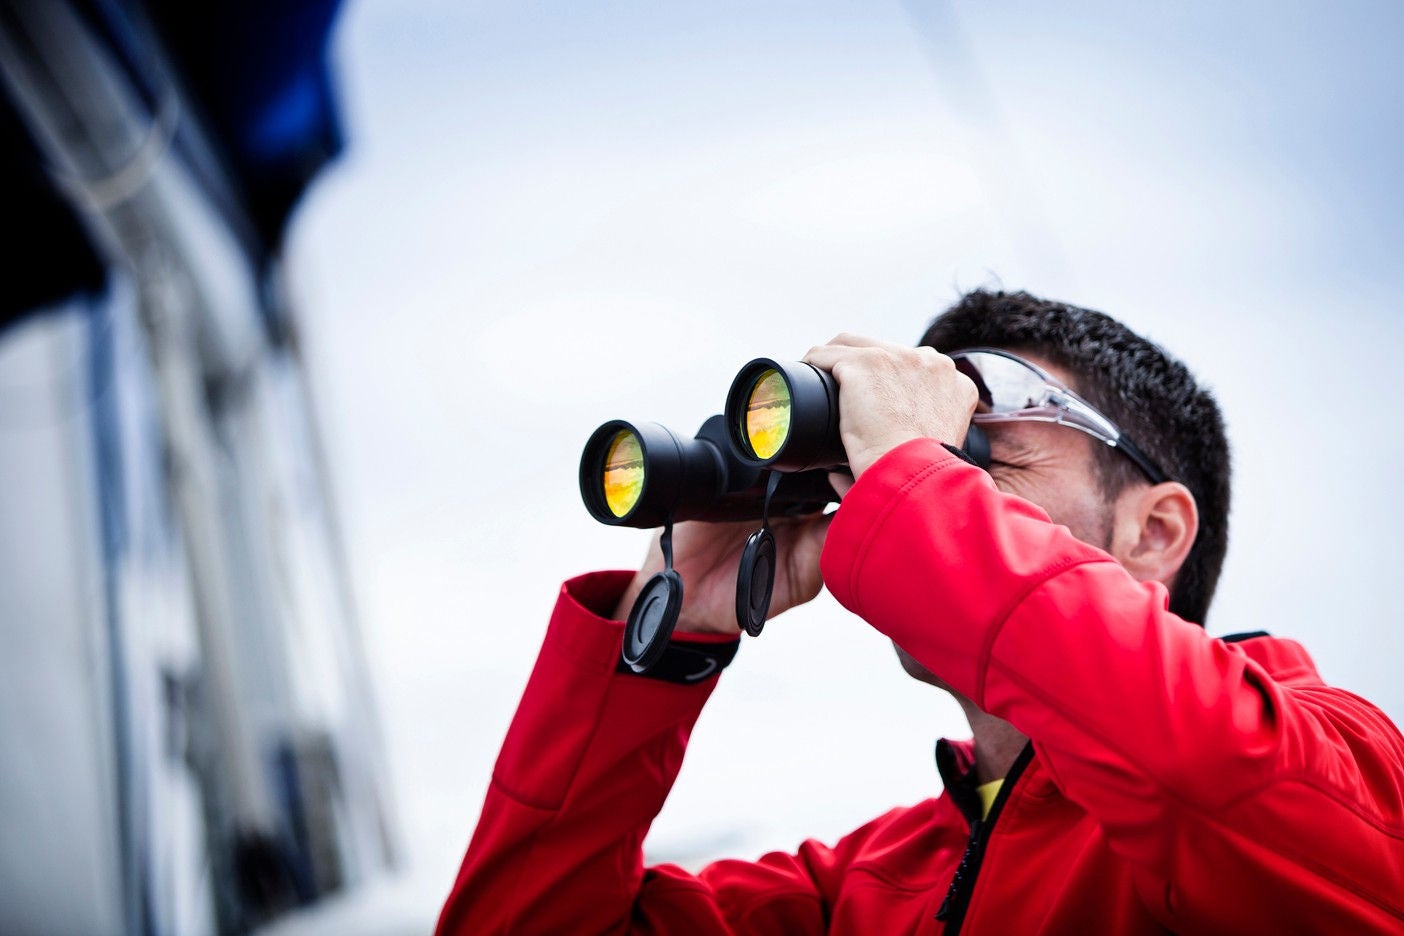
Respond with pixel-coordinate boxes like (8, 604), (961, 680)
(133, 0), (346, 252)
(2, 0), (345, 326)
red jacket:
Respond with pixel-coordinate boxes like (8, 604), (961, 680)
(438, 439), (1404, 934)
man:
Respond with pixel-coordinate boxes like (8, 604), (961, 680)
(437, 290), (1404, 933)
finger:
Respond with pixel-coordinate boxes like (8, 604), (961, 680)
(802, 342), (869, 373)
(827, 471), (855, 500)
(784, 513), (832, 598)
(806, 334), (922, 371)
(822, 331), (879, 348)
(822, 332), (913, 351)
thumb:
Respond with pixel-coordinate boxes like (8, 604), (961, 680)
(827, 471), (855, 500)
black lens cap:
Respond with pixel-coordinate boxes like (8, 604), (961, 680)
(622, 569), (684, 673)
(735, 526), (776, 637)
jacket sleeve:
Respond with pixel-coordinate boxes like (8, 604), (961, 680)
(434, 571), (860, 935)
(820, 439), (1404, 931)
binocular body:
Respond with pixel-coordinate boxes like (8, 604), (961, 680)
(581, 357), (988, 529)
(578, 414), (838, 529)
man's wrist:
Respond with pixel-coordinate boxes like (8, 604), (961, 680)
(673, 614), (743, 637)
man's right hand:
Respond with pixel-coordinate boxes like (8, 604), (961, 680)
(612, 512), (833, 635)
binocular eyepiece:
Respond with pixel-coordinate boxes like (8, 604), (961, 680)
(580, 356), (989, 674)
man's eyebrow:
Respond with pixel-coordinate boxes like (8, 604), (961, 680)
(984, 427), (1038, 460)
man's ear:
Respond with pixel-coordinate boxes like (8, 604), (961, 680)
(1110, 481), (1198, 589)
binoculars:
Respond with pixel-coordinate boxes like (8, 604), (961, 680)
(580, 358), (988, 674)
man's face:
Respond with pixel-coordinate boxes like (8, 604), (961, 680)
(978, 353), (1119, 550)
(894, 353), (1126, 687)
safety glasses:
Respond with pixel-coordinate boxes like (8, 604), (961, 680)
(950, 348), (1170, 485)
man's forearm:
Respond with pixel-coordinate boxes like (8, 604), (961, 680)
(435, 572), (727, 935)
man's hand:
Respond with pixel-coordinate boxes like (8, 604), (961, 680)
(612, 512), (832, 635)
(804, 334), (978, 479)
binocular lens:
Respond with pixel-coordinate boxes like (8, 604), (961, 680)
(602, 429), (645, 518)
(727, 359), (845, 471)
(743, 368), (791, 460)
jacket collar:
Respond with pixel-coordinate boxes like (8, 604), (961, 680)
(936, 738), (1037, 826)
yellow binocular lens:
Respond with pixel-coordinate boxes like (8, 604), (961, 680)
(726, 358), (845, 472)
(602, 429), (644, 518)
(743, 368), (791, 460)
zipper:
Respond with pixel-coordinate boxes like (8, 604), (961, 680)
(934, 742), (1035, 934)
(935, 818), (984, 928)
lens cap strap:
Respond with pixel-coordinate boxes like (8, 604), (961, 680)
(735, 471), (782, 637)
(621, 519), (685, 673)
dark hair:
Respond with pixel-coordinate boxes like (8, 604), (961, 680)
(920, 289), (1231, 625)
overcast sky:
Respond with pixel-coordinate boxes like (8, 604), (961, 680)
(287, 0), (1404, 902)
